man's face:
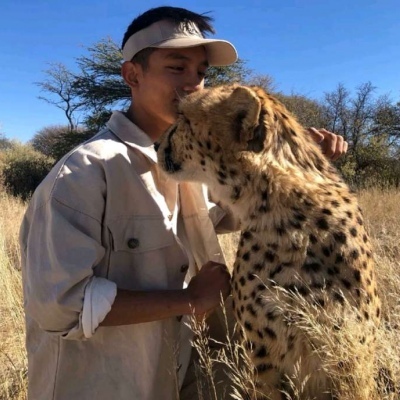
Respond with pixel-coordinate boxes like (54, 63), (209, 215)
(133, 46), (208, 131)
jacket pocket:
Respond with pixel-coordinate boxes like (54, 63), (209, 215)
(108, 216), (174, 253)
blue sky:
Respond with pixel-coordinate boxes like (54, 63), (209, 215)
(1, 0), (399, 142)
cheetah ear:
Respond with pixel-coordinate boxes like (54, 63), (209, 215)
(230, 86), (266, 153)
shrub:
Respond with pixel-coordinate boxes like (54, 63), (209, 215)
(31, 125), (93, 161)
(0, 144), (54, 200)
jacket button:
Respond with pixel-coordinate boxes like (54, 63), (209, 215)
(180, 264), (189, 273)
(127, 238), (140, 249)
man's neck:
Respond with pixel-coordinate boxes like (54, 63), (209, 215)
(125, 104), (171, 143)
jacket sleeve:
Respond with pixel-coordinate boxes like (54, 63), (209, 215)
(20, 151), (112, 341)
(82, 276), (117, 338)
(20, 195), (109, 340)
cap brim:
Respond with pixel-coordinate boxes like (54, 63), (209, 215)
(152, 38), (238, 67)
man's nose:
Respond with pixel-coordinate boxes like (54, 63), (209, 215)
(182, 74), (203, 93)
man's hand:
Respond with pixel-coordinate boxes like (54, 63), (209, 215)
(308, 127), (348, 161)
(186, 261), (231, 316)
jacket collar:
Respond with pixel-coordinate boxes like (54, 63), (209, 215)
(107, 111), (158, 164)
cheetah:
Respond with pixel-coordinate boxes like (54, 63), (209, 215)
(156, 84), (381, 399)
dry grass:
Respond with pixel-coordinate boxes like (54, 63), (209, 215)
(0, 191), (27, 400)
(0, 187), (399, 399)
(358, 187), (400, 399)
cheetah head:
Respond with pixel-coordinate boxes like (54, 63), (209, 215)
(156, 84), (326, 199)
(156, 85), (272, 184)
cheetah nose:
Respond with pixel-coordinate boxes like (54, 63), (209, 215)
(154, 142), (160, 152)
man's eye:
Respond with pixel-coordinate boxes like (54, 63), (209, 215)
(168, 66), (184, 72)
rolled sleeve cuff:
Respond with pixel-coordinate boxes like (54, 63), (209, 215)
(82, 277), (117, 338)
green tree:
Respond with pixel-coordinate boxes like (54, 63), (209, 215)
(275, 93), (327, 129)
(323, 82), (377, 152)
(372, 97), (400, 154)
(322, 82), (400, 186)
(73, 38), (131, 114)
(83, 109), (113, 133)
(36, 63), (85, 131)
(349, 136), (400, 187)
(323, 82), (352, 144)
(205, 58), (252, 87)
(245, 73), (276, 92)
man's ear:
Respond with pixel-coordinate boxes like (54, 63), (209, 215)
(121, 61), (141, 89)
(230, 86), (266, 153)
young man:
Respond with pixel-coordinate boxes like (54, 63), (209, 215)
(20, 6), (347, 400)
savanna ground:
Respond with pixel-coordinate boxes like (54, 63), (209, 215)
(0, 186), (399, 399)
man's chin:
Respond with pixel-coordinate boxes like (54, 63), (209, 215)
(157, 118), (176, 135)
(166, 110), (179, 125)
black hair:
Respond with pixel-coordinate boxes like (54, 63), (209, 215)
(122, 6), (215, 67)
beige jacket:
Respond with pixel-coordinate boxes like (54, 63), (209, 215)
(20, 112), (237, 400)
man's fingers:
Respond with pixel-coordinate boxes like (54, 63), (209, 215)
(331, 134), (345, 161)
(208, 262), (228, 270)
(308, 127), (324, 144)
(321, 131), (338, 158)
(316, 128), (348, 161)
(331, 135), (344, 161)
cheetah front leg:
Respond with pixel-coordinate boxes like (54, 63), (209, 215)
(252, 364), (284, 400)
(238, 337), (285, 400)
(233, 326), (283, 400)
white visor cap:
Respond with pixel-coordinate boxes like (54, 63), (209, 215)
(122, 19), (238, 66)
